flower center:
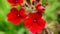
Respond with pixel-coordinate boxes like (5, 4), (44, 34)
(33, 19), (37, 23)
(13, 0), (18, 3)
(17, 14), (21, 17)
(17, 14), (20, 17)
(17, 14), (22, 18)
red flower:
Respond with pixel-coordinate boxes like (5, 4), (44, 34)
(24, 12), (46, 34)
(7, 0), (23, 6)
(36, 4), (45, 13)
(7, 7), (26, 24)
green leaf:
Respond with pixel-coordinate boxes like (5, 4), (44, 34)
(0, 9), (6, 21)
(16, 5), (21, 10)
(15, 21), (24, 31)
(0, 0), (11, 15)
(17, 28), (30, 34)
(0, 31), (5, 34)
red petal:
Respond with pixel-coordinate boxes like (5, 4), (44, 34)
(30, 23), (41, 32)
(7, 0), (18, 6)
(7, 12), (17, 20)
(38, 18), (46, 30)
(19, 7), (26, 17)
(18, 0), (23, 5)
(10, 8), (18, 15)
(37, 6), (45, 12)
(36, 4), (42, 8)
(9, 18), (22, 24)
(36, 4), (45, 13)
(24, 18), (33, 28)
(28, 12), (42, 19)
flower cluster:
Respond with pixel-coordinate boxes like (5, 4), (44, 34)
(7, 0), (46, 34)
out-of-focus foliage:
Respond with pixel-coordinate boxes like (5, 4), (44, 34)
(42, 0), (60, 23)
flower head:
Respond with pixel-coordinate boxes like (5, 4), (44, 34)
(7, 7), (26, 24)
(24, 12), (46, 34)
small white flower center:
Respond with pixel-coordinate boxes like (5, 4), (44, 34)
(33, 19), (37, 22)
(14, 0), (18, 3)
(18, 14), (20, 16)
(15, 0), (18, 2)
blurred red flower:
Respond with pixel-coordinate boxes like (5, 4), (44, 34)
(7, 7), (26, 24)
(7, 0), (23, 6)
(24, 12), (46, 34)
(36, 4), (45, 13)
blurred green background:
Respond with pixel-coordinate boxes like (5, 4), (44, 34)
(0, 0), (60, 34)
